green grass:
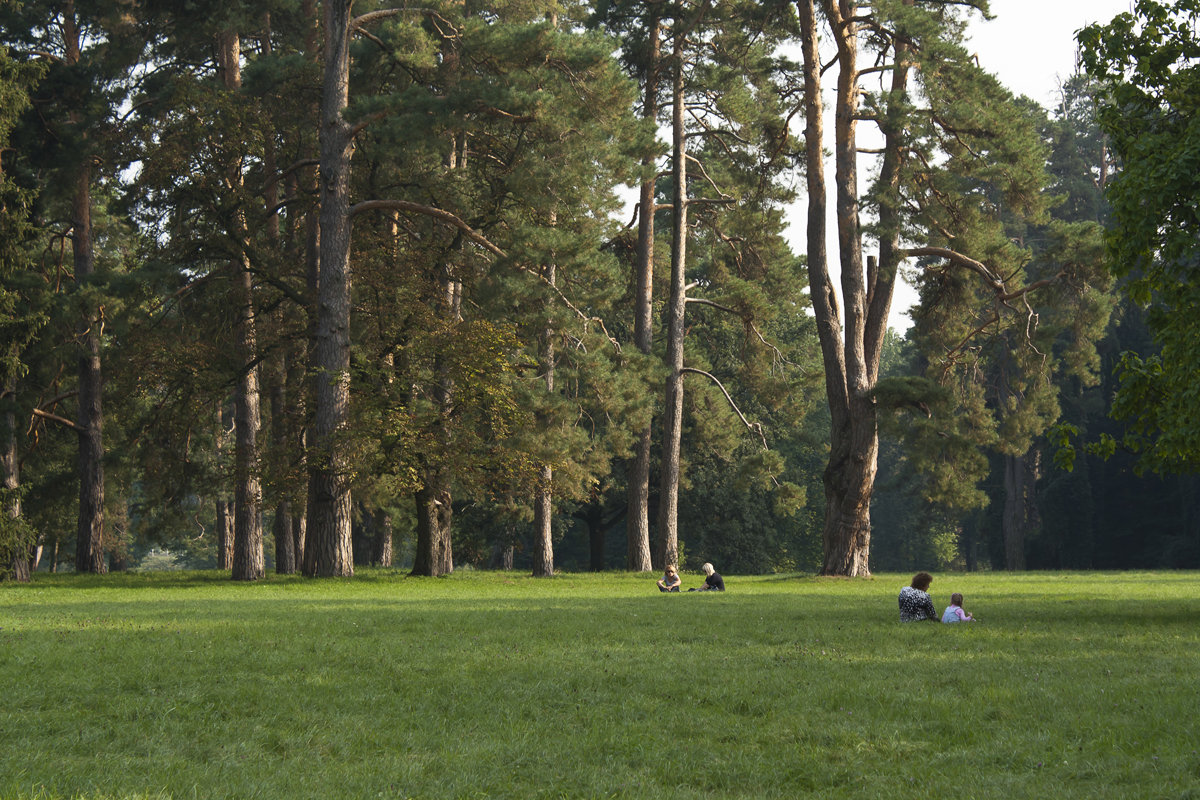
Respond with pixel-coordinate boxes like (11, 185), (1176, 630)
(2, 569), (1199, 799)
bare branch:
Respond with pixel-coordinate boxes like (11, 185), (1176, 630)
(351, 199), (506, 257)
(938, 313), (1000, 368)
(999, 276), (1059, 302)
(904, 246), (1003, 290)
(679, 367), (768, 449)
(354, 25), (388, 50)
(520, 267), (622, 353)
(31, 407), (83, 432)
(348, 110), (389, 139)
(857, 64), (899, 78)
(685, 296), (738, 314)
(350, 9), (403, 28)
(261, 158), (319, 193)
(684, 153), (732, 200)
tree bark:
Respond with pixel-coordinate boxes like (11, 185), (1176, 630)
(3, 383), (29, 582)
(488, 542), (514, 570)
(1002, 451), (1039, 570)
(305, 0), (355, 576)
(625, 11), (660, 573)
(655, 24), (688, 571)
(412, 482), (453, 576)
(370, 508), (392, 567)
(532, 239), (556, 577)
(801, 0), (917, 576)
(216, 494), (234, 569)
(71, 164), (105, 575)
(410, 269), (460, 577)
(218, 29), (265, 582)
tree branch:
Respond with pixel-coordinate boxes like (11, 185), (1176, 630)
(679, 367), (768, 449)
(31, 407), (83, 432)
(685, 296), (737, 314)
(350, 199), (506, 257)
(904, 246), (1003, 290)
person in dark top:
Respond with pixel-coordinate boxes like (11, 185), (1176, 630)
(689, 562), (725, 591)
(898, 571), (936, 621)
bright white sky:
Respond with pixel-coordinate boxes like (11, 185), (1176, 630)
(966, 0), (1134, 109)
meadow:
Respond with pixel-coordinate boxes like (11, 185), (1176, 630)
(1, 569), (1198, 800)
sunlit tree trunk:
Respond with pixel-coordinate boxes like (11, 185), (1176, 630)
(218, 28), (265, 581)
(305, 0), (355, 576)
(655, 25), (688, 571)
(532, 259), (555, 578)
(625, 12), (660, 573)
(800, 0), (917, 576)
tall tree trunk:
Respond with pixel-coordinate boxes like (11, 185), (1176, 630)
(532, 219), (556, 578)
(655, 26), (688, 571)
(370, 508), (392, 566)
(305, 0), (354, 576)
(3, 383), (30, 582)
(257, 12), (297, 577)
(412, 482), (453, 576)
(625, 12), (660, 573)
(295, 166), (320, 571)
(532, 262), (555, 577)
(802, 0), (915, 576)
(488, 541), (514, 570)
(410, 271), (460, 577)
(60, 0), (104, 577)
(71, 164), (105, 574)
(822, 0), (874, 577)
(1002, 453), (1025, 570)
(218, 29), (265, 582)
(216, 495), (234, 569)
(1002, 451), (1039, 570)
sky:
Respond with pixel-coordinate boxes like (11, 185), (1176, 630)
(965, 0), (1134, 110)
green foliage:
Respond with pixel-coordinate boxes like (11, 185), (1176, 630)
(3, 571), (1200, 798)
(1079, 0), (1200, 472)
(0, 486), (34, 579)
(0, 47), (45, 390)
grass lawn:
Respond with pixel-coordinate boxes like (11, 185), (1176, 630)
(2, 569), (1198, 799)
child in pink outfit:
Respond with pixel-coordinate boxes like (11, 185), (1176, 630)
(941, 592), (976, 623)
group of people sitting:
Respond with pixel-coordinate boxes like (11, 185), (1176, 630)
(657, 562), (725, 592)
(899, 571), (977, 623)
(652, 566), (976, 619)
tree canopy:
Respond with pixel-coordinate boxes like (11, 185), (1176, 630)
(0, 0), (1195, 581)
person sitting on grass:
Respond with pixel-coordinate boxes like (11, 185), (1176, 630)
(941, 592), (976, 623)
(687, 562), (725, 592)
(898, 572), (936, 622)
(657, 565), (681, 592)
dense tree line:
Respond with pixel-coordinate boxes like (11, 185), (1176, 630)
(1, 0), (1196, 582)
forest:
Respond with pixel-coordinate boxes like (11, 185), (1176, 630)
(1, 0), (1197, 581)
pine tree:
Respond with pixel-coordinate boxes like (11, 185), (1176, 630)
(796, 0), (1111, 575)
(0, 48), (44, 582)
(0, 0), (146, 573)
